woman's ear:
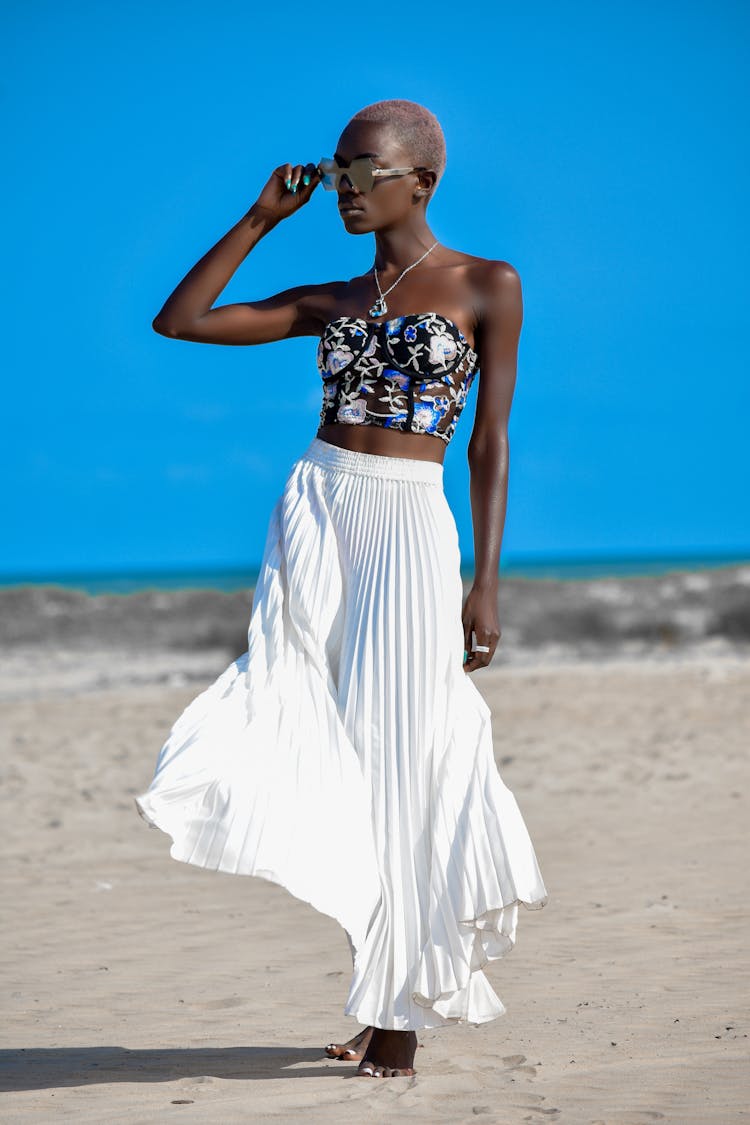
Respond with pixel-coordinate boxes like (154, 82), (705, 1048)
(414, 169), (438, 201)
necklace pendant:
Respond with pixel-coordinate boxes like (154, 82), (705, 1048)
(368, 297), (387, 318)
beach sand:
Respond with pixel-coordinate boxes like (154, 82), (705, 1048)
(1, 649), (748, 1123)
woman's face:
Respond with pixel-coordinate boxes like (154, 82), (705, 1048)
(331, 121), (429, 234)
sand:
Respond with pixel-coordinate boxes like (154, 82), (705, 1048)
(1, 649), (748, 1123)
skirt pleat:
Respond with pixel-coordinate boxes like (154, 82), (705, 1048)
(135, 436), (548, 1030)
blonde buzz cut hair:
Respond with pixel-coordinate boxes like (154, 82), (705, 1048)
(348, 99), (447, 188)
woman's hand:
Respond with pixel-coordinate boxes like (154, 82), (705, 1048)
(462, 584), (502, 673)
(252, 161), (321, 223)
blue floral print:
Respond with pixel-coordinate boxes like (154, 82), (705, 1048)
(316, 312), (479, 444)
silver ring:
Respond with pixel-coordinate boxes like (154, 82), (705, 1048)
(472, 644), (491, 653)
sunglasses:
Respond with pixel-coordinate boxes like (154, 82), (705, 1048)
(317, 155), (425, 194)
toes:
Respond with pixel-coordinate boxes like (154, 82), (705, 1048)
(325, 1040), (360, 1058)
(357, 1064), (375, 1077)
(325, 1028), (371, 1060)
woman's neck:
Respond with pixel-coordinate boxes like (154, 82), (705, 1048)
(372, 220), (439, 274)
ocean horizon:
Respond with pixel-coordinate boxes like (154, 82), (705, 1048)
(1, 551), (748, 596)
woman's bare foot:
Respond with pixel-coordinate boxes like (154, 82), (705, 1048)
(324, 1026), (373, 1060)
(356, 1028), (417, 1077)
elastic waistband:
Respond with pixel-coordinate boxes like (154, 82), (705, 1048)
(299, 436), (444, 483)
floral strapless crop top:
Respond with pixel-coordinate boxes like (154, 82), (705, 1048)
(316, 312), (480, 444)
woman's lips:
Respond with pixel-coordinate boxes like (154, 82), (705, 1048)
(339, 204), (364, 215)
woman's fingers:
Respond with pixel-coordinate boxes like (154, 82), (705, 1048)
(300, 161), (321, 192)
(254, 161), (321, 220)
(462, 618), (474, 667)
(288, 163), (318, 193)
(462, 622), (500, 673)
(284, 162), (321, 202)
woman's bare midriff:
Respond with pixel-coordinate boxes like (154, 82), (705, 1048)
(316, 423), (447, 464)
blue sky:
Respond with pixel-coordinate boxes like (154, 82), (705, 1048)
(3, 1), (748, 576)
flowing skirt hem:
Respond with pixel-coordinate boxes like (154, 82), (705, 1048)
(345, 891), (550, 1030)
(133, 789), (377, 945)
(135, 784), (548, 1030)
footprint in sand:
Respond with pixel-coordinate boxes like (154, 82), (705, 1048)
(201, 996), (244, 1010)
(502, 1053), (537, 1076)
(502, 1054), (527, 1067)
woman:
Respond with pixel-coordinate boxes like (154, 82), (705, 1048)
(136, 99), (548, 1079)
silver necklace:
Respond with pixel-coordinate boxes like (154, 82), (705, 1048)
(368, 240), (439, 318)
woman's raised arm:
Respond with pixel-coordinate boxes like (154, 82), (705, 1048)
(153, 160), (334, 345)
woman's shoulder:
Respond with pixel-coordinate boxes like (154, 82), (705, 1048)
(441, 251), (522, 342)
(440, 248), (521, 297)
(449, 249), (521, 286)
(465, 257), (524, 332)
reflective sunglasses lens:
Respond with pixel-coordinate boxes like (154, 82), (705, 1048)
(317, 159), (339, 191)
(347, 157), (374, 192)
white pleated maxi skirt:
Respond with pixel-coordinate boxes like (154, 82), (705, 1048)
(135, 435), (548, 1031)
